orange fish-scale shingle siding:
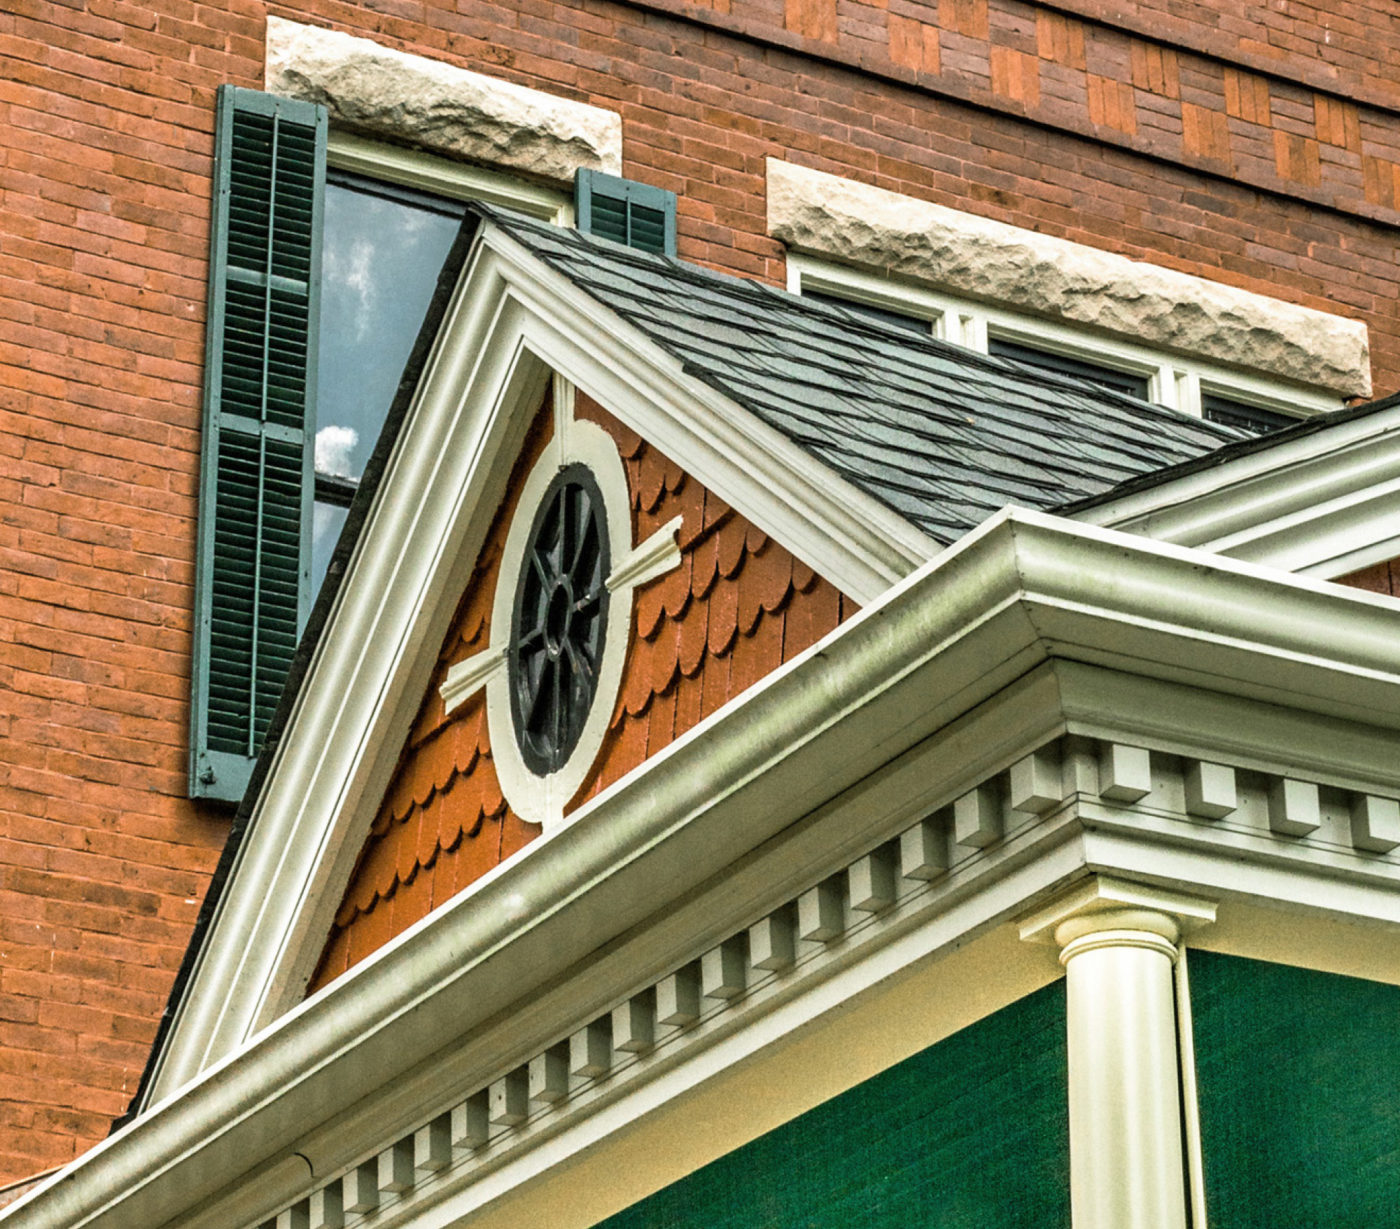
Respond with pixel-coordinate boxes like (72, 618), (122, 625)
(309, 392), (855, 993)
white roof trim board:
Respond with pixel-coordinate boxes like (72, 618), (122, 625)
(1076, 396), (1400, 578)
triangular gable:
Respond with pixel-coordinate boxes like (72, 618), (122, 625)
(143, 212), (915, 1103)
(312, 387), (857, 989)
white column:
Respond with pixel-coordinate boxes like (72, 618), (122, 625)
(1021, 877), (1215, 1229)
(1058, 908), (1185, 1229)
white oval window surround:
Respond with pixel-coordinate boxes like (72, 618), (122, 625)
(440, 375), (683, 828)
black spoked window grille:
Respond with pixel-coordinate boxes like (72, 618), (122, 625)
(509, 465), (612, 774)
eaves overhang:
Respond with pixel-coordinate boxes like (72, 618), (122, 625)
(9, 507), (1400, 1229)
(1070, 392), (1400, 578)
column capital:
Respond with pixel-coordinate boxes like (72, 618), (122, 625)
(1017, 874), (1217, 950)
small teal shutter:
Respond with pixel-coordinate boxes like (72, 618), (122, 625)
(575, 169), (677, 257)
(190, 86), (326, 802)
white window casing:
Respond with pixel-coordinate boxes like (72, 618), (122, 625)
(769, 159), (1370, 412)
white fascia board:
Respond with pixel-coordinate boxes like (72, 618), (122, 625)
(17, 511), (1400, 1229)
(1077, 403), (1400, 577)
(145, 227), (935, 1106)
(480, 227), (939, 599)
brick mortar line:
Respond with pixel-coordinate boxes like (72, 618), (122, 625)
(620, 0), (1400, 233)
(1035, 0), (1400, 118)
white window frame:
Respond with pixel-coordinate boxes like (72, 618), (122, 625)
(327, 130), (573, 225)
(787, 253), (1344, 422)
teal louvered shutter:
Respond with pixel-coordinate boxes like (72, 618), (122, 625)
(575, 169), (677, 257)
(190, 86), (326, 802)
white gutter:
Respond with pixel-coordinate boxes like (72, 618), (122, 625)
(9, 508), (1400, 1229)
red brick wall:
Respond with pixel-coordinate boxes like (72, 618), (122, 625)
(3, 0), (1399, 1181)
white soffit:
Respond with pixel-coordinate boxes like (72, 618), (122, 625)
(766, 159), (1371, 399)
(265, 17), (622, 183)
(1076, 401), (1400, 578)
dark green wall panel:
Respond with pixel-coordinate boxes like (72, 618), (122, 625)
(1192, 949), (1400, 1229)
(599, 980), (1068, 1229)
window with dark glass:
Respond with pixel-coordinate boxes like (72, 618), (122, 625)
(509, 465), (611, 774)
(1200, 393), (1293, 435)
(986, 337), (1152, 401)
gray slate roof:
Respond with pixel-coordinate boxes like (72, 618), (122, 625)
(488, 209), (1245, 544)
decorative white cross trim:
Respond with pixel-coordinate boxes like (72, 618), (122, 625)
(606, 517), (682, 593)
(440, 648), (506, 718)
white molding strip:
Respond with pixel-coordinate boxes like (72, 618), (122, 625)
(440, 648), (505, 717)
(767, 159), (1371, 398)
(326, 132), (571, 224)
(266, 17), (622, 184)
(606, 517), (682, 592)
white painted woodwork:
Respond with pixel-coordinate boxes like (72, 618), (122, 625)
(342, 1162), (379, 1215)
(379, 1138), (415, 1193)
(1058, 910), (1187, 1229)
(413, 1114), (452, 1173)
(1350, 794), (1400, 853)
(701, 938), (747, 999)
(797, 878), (845, 942)
(656, 964), (701, 1027)
(452, 1094), (489, 1149)
(848, 845), (897, 914)
(569, 1019), (612, 1078)
(1010, 747), (1063, 814)
(1098, 744), (1152, 803)
(489, 1070), (529, 1126)
(749, 908), (796, 971)
(612, 993), (655, 1054)
(1184, 761), (1236, 820)
(898, 816), (946, 880)
(528, 1046), (569, 1105)
(1268, 777), (1321, 837)
(308, 1186), (343, 1229)
(953, 784), (1001, 849)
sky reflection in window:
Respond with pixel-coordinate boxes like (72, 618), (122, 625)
(312, 176), (465, 590)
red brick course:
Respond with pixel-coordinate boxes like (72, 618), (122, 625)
(3, 0), (1399, 1184)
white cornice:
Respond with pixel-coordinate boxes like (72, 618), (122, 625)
(14, 510), (1400, 1229)
(1076, 403), (1400, 577)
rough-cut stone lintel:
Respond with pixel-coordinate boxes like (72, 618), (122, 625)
(767, 160), (1371, 399)
(265, 17), (623, 184)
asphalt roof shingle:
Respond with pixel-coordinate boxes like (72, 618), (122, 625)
(487, 209), (1247, 544)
